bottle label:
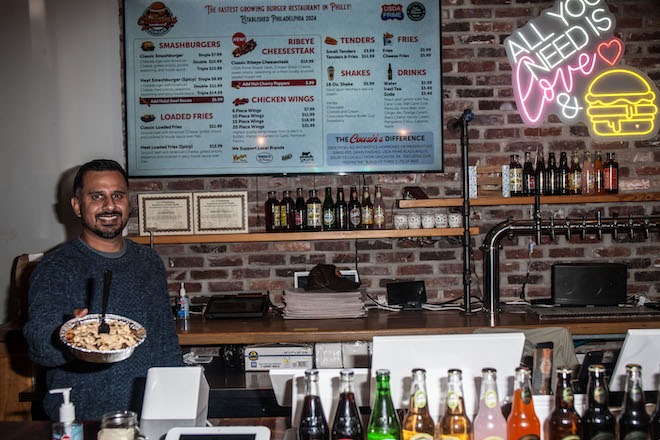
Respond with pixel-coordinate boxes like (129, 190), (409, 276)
(482, 437), (505, 440)
(409, 433), (433, 440)
(588, 432), (614, 440)
(362, 207), (373, 224)
(441, 436), (462, 440)
(629, 386), (642, 402)
(559, 435), (580, 440)
(520, 388), (532, 404)
(374, 207), (385, 226)
(280, 206), (288, 227)
(484, 389), (498, 408)
(413, 390), (427, 408)
(622, 432), (647, 440)
(516, 435), (540, 440)
(323, 210), (335, 226)
(562, 387), (574, 403)
(308, 204), (321, 227)
(446, 391), (459, 410)
(350, 208), (361, 226)
(593, 386), (606, 405)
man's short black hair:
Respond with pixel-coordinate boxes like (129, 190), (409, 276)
(73, 159), (129, 198)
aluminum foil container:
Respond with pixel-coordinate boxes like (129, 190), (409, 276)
(59, 313), (147, 363)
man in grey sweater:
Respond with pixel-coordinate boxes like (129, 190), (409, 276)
(23, 159), (183, 421)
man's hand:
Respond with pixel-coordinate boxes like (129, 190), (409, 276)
(74, 308), (88, 318)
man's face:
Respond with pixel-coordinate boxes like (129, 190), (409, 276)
(71, 170), (129, 241)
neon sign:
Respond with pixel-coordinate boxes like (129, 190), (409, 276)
(504, 0), (659, 141)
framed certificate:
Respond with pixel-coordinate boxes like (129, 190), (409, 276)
(137, 193), (194, 236)
(194, 191), (249, 234)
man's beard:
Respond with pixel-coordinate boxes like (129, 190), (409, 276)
(82, 211), (127, 239)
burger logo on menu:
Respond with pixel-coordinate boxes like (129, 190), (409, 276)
(137, 2), (178, 36)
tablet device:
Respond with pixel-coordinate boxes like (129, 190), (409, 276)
(204, 294), (268, 319)
(165, 426), (271, 440)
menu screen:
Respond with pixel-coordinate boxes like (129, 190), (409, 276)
(123, 0), (443, 176)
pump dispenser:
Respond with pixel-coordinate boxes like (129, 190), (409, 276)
(177, 282), (190, 319)
(50, 387), (83, 440)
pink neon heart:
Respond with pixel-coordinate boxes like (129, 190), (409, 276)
(597, 39), (623, 66)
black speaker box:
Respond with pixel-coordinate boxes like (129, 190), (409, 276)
(551, 263), (627, 306)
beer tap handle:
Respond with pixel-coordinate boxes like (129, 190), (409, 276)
(612, 214), (618, 239)
(644, 217), (651, 239)
(580, 217), (587, 240)
(549, 216), (556, 241)
(596, 211), (603, 240)
(565, 218), (571, 240)
(628, 216), (635, 239)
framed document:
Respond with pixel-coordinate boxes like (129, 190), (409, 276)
(137, 193), (194, 236)
(194, 191), (249, 234)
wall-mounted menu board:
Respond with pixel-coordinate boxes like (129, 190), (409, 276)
(123, 0), (442, 176)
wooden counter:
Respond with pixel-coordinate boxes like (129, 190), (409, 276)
(176, 309), (660, 345)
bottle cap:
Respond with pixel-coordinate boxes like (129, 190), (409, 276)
(50, 387), (75, 423)
(179, 282), (186, 297)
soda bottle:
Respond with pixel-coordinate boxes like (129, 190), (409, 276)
(332, 369), (364, 440)
(322, 187), (336, 231)
(439, 369), (471, 440)
(603, 153), (619, 194)
(299, 369), (330, 440)
(280, 190), (295, 232)
(473, 368), (506, 440)
(374, 186), (386, 229)
(361, 186), (374, 229)
(618, 364), (649, 440)
(548, 367), (582, 440)
(335, 187), (349, 231)
(558, 151), (570, 195)
(507, 367), (540, 440)
(295, 187), (308, 231)
(367, 369), (401, 440)
(582, 151), (595, 195)
(569, 151), (582, 195)
(265, 191), (280, 232)
(348, 186), (362, 230)
(536, 153), (546, 196)
(402, 368), (434, 440)
(582, 364), (615, 440)
(307, 189), (322, 232)
(650, 369), (660, 440)
(545, 153), (557, 196)
(594, 151), (605, 194)
(510, 154), (523, 196)
(522, 152), (536, 196)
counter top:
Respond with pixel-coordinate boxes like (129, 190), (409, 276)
(176, 309), (660, 345)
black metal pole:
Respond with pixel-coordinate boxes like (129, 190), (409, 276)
(458, 109), (474, 314)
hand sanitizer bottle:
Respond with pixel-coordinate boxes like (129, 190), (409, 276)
(177, 282), (190, 319)
(50, 387), (83, 440)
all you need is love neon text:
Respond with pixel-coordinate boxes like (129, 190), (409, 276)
(505, 0), (660, 141)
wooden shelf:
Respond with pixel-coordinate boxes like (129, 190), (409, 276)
(397, 192), (660, 209)
(129, 227), (479, 245)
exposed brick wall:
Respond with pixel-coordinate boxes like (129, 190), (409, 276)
(129, 0), (660, 306)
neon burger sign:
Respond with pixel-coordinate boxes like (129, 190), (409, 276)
(504, 0), (659, 141)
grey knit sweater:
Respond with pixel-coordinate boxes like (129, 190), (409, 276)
(23, 238), (183, 421)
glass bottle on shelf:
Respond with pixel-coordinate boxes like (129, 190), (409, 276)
(604, 152), (619, 194)
(307, 189), (322, 232)
(361, 186), (374, 229)
(535, 153), (546, 196)
(332, 369), (364, 440)
(558, 151), (570, 195)
(473, 368), (506, 440)
(322, 186), (336, 231)
(367, 369), (401, 440)
(335, 187), (349, 231)
(280, 190), (295, 232)
(374, 185), (386, 229)
(299, 369), (330, 440)
(618, 364), (650, 440)
(594, 151), (605, 194)
(651, 370), (660, 440)
(582, 151), (595, 195)
(402, 368), (434, 440)
(522, 152), (536, 197)
(569, 151), (582, 195)
(545, 152), (557, 196)
(348, 186), (362, 230)
(507, 367), (540, 440)
(509, 154), (523, 196)
(439, 369), (471, 440)
(582, 364), (615, 440)
(548, 367), (582, 440)
(265, 191), (280, 232)
(295, 187), (308, 231)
